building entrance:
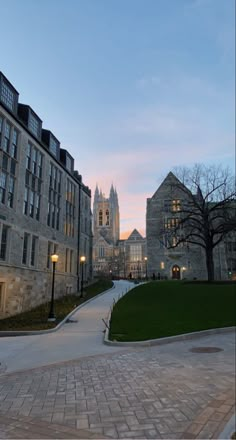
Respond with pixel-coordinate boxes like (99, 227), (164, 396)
(172, 265), (180, 279)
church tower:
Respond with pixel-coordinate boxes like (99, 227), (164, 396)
(93, 184), (120, 244)
(93, 185), (120, 275)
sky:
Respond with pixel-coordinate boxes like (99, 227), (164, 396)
(1, 0), (235, 238)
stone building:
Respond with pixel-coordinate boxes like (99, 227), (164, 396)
(0, 72), (92, 318)
(146, 172), (232, 280)
(119, 229), (147, 279)
(93, 185), (120, 276)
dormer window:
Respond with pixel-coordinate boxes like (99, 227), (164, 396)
(50, 137), (58, 156)
(28, 112), (40, 138)
(66, 155), (72, 172)
(1, 80), (14, 111)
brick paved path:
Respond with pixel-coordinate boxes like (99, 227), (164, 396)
(0, 331), (235, 439)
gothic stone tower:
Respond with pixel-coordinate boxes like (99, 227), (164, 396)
(93, 185), (120, 275)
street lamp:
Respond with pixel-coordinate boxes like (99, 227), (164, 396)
(48, 253), (58, 321)
(80, 255), (86, 297)
(144, 256), (148, 280)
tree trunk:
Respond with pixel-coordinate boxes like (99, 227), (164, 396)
(205, 248), (215, 282)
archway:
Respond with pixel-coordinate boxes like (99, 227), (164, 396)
(172, 265), (180, 279)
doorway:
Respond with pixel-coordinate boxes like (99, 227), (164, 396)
(172, 265), (180, 279)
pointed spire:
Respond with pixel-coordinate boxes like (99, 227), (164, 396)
(94, 184), (99, 200)
(110, 183), (115, 197)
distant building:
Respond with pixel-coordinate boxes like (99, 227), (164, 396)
(0, 72), (92, 318)
(93, 185), (120, 276)
(146, 172), (235, 280)
(119, 229), (147, 279)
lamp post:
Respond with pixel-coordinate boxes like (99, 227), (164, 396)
(144, 256), (148, 280)
(80, 255), (86, 297)
(48, 253), (58, 321)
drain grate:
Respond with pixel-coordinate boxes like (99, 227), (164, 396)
(189, 347), (223, 353)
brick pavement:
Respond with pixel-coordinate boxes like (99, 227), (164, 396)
(0, 332), (235, 439)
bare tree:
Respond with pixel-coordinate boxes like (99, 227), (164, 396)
(166, 164), (236, 281)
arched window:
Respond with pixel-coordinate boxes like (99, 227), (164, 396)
(99, 210), (103, 226)
(106, 209), (109, 225)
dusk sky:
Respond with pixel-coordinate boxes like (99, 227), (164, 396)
(1, 0), (235, 238)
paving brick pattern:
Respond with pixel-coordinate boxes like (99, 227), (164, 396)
(0, 332), (235, 439)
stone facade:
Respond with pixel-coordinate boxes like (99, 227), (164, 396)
(93, 185), (120, 276)
(146, 172), (232, 280)
(0, 72), (92, 317)
(119, 229), (147, 279)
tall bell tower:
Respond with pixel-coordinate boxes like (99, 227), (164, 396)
(93, 184), (120, 245)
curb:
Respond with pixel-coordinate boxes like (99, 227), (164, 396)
(104, 320), (236, 347)
(0, 284), (115, 337)
(218, 414), (235, 439)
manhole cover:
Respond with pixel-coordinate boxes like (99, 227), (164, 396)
(189, 347), (223, 353)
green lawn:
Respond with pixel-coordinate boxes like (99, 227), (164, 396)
(0, 279), (113, 331)
(109, 281), (236, 342)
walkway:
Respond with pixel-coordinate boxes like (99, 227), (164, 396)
(0, 281), (235, 439)
(0, 280), (133, 374)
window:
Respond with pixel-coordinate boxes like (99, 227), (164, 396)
(99, 210), (103, 226)
(26, 142), (31, 170)
(66, 155), (72, 171)
(23, 187), (29, 214)
(28, 113), (40, 137)
(48, 163), (61, 230)
(1, 81), (15, 111)
(50, 137), (58, 157)
(7, 176), (14, 208)
(130, 244), (142, 262)
(160, 261), (165, 269)
(164, 217), (181, 230)
(164, 200), (171, 212)
(29, 190), (34, 217)
(3, 122), (10, 153)
(70, 250), (73, 273)
(172, 199), (181, 212)
(11, 129), (18, 159)
(64, 179), (76, 237)
(99, 247), (105, 258)
(24, 143), (43, 221)
(0, 224), (8, 260)
(0, 171), (7, 203)
(30, 236), (37, 266)
(106, 209), (109, 226)
(22, 233), (29, 264)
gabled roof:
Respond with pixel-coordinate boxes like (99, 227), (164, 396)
(126, 228), (144, 241)
(150, 172), (187, 200)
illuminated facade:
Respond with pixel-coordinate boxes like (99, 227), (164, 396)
(0, 72), (92, 317)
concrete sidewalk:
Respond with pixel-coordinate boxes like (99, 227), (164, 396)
(0, 280), (134, 374)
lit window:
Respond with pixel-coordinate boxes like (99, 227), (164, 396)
(172, 199), (181, 212)
(160, 261), (165, 269)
